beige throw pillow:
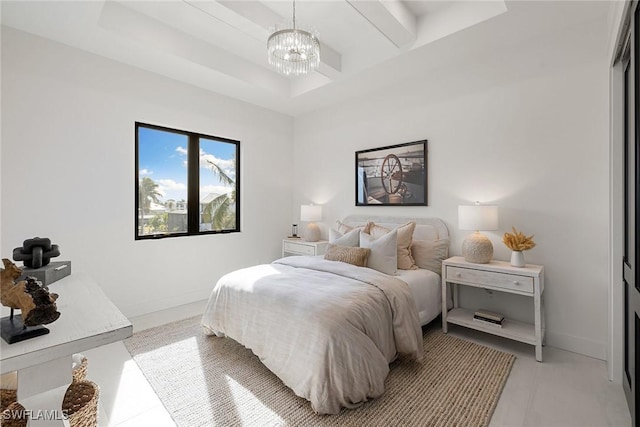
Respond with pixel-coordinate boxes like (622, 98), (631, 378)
(411, 239), (450, 275)
(336, 220), (372, 235)
(369, 221), (418, 270)
(324, 244), (371, 267)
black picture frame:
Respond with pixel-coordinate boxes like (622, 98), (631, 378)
(355, 140), (428, 206)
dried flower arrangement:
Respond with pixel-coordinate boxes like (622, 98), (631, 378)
(502, 227), (536, 251)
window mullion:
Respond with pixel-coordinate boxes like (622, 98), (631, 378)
(187, 134), (200, 234)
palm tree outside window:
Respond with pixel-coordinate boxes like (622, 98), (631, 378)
(135, 122), (240, 239)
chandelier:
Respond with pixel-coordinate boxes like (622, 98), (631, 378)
(267, 0), (320, 76)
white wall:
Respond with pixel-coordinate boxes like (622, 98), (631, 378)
(293, 16), (610, 359)
(1, 27), (294, 317)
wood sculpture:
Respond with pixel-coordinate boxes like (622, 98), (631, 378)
(1, 258), (60, 326)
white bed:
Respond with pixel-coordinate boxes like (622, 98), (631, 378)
(396, 268), (442, 325)
(201, 216), (449, 414)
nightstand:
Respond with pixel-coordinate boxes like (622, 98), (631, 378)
(441, 256), (545, 362)
(282, 239), (328, 257)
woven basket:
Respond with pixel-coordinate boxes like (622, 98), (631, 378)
(62, 380), (99, 427)
(0, 372), (18, 414)
(0, 389), (17, 413)
(0, 402), (28, 427)
(72, 356), (88, 383)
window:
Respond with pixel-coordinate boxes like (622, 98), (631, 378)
(135, 122), (240, 239)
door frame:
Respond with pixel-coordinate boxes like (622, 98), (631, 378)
(611, 0), (637, 386)
(611, 47), (626, 386)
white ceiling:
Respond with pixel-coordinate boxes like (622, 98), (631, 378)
(1, 1), (614, 117)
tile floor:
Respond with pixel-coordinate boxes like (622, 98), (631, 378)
(84, 300), (632, 426)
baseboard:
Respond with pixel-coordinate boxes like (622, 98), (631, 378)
(546, 330), (607, 360)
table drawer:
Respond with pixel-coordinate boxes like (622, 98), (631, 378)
(283, 242), (314, 255)
(446, 266), (534, 293)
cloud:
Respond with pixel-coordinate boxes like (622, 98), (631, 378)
(156, 179), (187, 198)
(200, 185), (232, 197)
(157, 179), (187, 191)
(174, 145), (236, 180)
(200, 150), (236, 180)
(139, 169), (153, 176)
(175, 146), (189, 168)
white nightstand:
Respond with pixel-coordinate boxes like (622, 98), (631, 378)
(441, 256), (545, 362)
(282, 239), (328, 257)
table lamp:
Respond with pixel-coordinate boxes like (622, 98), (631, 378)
(300, 204), (322, 242)
(458, 202), (498, 263)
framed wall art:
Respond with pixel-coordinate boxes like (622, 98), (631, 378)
(355, 140), (427, 206)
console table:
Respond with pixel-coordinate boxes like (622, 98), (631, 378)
(441, 256), (545, 362)
(1, 273), (132, 425)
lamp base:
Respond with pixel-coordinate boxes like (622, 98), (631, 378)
(462, 232), (493, 263)
(304, 223), (320, 242)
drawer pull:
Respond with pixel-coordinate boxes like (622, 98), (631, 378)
(456, 273), (462, 278)
(513, 281), (520, 285)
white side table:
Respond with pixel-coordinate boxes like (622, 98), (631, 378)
(441, 256), (545, 362)
(282, 239), (328, 257)
(1, 274), (132, 425)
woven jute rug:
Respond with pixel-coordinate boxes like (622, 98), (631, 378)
(125, 316), (514, 427)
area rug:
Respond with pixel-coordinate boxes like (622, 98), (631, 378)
(124, 316), (514, 427)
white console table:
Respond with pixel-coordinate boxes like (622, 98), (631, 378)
(441, 256), (545, 362)
(1, 273), (132, 425)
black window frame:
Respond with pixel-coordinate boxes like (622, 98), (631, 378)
(135, 122), (240, 240)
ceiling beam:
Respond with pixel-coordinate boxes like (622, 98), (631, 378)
(216, 0), (342, 77)
(99, 1), (289, 95)
(346, 0), (416, 48)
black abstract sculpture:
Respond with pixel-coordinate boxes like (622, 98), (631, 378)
(13, 237), (60, 269)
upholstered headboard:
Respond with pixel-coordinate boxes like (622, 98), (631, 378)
(341, 215), (449, 242)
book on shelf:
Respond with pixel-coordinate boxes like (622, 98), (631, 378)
(474, 309), (504, 323)
(473, 314), (503, 324)
(473, 317), (503, 328)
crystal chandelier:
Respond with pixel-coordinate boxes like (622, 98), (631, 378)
(267, 0), (320, 76)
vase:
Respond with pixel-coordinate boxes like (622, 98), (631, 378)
(510, 251), (525, 267)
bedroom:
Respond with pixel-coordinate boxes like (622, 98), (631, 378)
(0, 0), (633, 426)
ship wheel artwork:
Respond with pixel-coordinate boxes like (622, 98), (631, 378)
(381, 154), (403, 194)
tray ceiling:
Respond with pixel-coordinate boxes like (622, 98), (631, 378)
(1, 1), (612, 116)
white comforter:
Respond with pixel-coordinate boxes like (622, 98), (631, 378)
(201, 256), (423, 414)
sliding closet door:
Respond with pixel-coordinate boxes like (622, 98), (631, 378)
(624, 5), (640, 425)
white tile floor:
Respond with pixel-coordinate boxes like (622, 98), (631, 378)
(84, 301), (632, 427)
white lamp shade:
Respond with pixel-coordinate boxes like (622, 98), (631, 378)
(300, 204), (322, 222)
(458, 205), (498, 231)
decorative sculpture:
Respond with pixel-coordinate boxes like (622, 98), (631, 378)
(1, 258), (60, 343)
(12, 237), (60, 269)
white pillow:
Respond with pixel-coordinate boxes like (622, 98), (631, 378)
(329, 228), (360, 247)
(369, 221), (417, 270)
(360, 229), (398, 275)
